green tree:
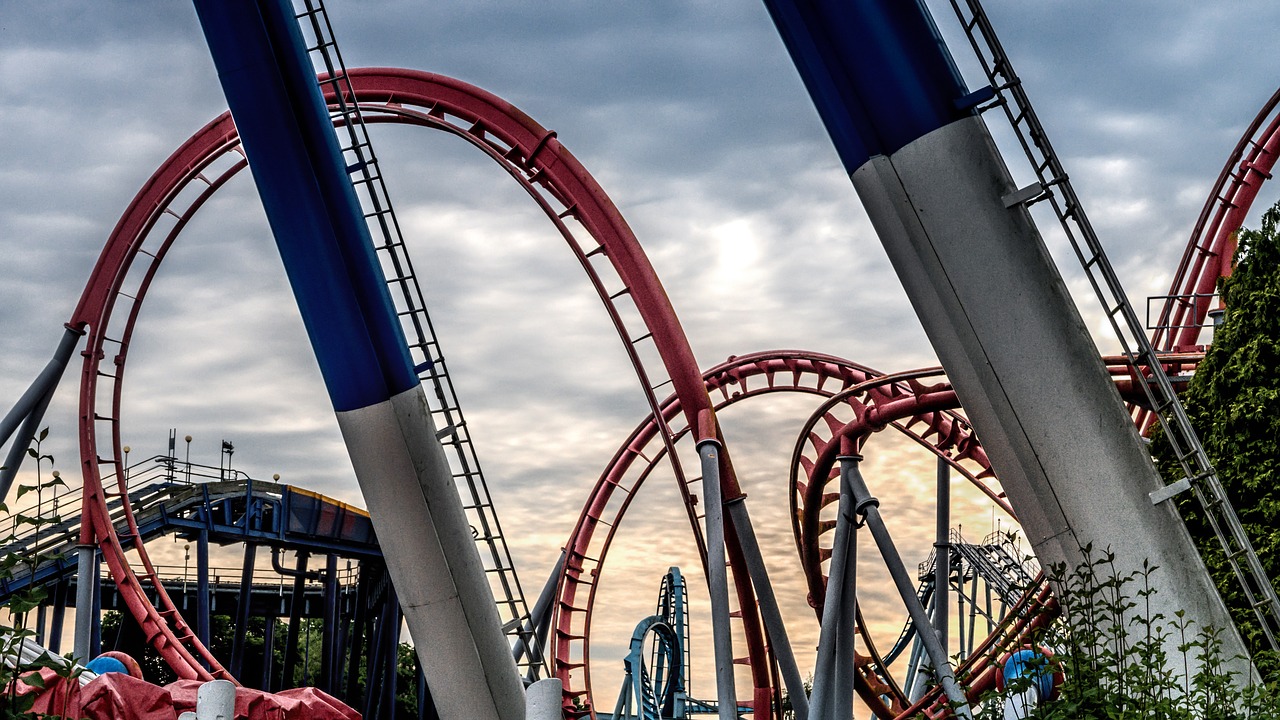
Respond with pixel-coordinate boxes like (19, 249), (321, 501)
(1152, 199), (1280, 663)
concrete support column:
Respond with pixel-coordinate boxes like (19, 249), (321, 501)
(851, 116), (1249, 675)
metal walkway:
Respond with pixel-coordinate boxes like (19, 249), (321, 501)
(0, 456), (379, 602)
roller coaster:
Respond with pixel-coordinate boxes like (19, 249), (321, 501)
(1, 0), (1277, 718)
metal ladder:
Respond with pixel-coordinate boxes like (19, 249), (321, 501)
(947, 0), (1280, 649)
(289, 0), (547, 677)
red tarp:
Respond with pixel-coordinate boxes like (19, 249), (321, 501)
(16, 670), (360, 720)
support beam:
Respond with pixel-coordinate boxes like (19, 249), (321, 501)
(514, 550), (565, 681)
(48, 580), (66, 655)
(698, 438), (737, 720)
(196, 529), (211, 660)
(380, 590), (402, 720)
(0, 327), (81, 501)
(90, 551), (101, 658)
(282, 551), (309, 687)
(763, 0), (1250, 677)
(35, 604), (47, 648)
(73, 545), (94, 662)
(321, 554), (339, 692)
(843, 457), (972, 719)
(809, 457), (857, 720)
(526, 678), (564, 720)
(935, 457), (950, 651)
(345, 566), (371, 702)
(833, 487), (856, 720)
(230, 543), (257, 679)
(725, 498), (808, 720)
(262, 615), (277, 692)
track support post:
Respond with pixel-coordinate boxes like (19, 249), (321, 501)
(843, 456), (973, 719)
(698, 436), (738, 720)
(935, 456), (950, 652)
(73, 544), (95, 662)
(809, 453), (857, 720)
(725, 497), (809, 720)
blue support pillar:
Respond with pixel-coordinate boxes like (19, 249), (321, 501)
(321, 553), (339, 693)
(48, 580), (66, 654)
(346, 564), (372, 703)
(282, 551), (310, 688)
(231, 543), (257, 679)
(35, 603), (47, 647)
(263, 615), (278, 691)
(196, 528), (211, 661)
(363, 587), (389, 720)
(417, 664), (429, 720)
(383, 589), (401, 720)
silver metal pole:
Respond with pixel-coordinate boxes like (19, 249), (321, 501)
(907, 592), (933, 702)
(845, 457), (973, 719)
(935, 457), (950, 651)
(808, 462), (857, 720)
(834, 460), (857, 720)
(0, 327), (81, 501)
(725, 498), (809, 720)
(73, 544), (95, 662)
(698, 438), (738, 720)
(514, 550), (566, 681)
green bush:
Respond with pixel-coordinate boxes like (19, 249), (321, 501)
(976, 548), (1269, 719)
(0, 429), (81, 719)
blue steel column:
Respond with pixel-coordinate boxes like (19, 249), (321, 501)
(231, 543), (257, 679)
(48, 581), (66, 654)
(35, 604), (46, 647)
(762, 0), (1250, 675)
(190, 2), (525, 717)
(321, 553), (339, 693)
(345, 565), (371, 702)
(282, 551), (309, 688)
(262, 615), (278, 691)
(196, 528), (211, 659)
(0, 327), (81, 501)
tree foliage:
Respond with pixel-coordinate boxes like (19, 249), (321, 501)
(1152, 199), (1280, 659)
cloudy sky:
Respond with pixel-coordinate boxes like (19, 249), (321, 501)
(2, 0), (1279, 708)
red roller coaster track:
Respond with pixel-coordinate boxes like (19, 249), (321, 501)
(63, 59), (1278, 718)
(66, 68), (771, 706)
